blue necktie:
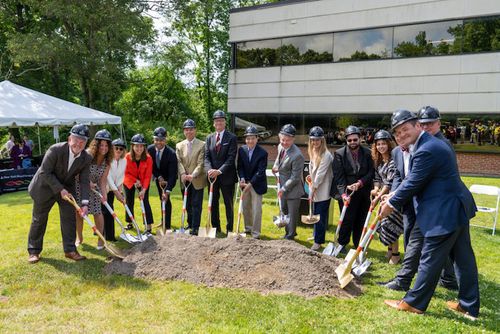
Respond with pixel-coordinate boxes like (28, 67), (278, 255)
(156, 150), (161, 169)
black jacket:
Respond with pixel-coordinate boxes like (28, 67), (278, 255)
(147, 144), (177, 192)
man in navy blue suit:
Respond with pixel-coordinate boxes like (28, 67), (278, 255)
(380, 110), (479, 320)
(237, 126), (268, 239)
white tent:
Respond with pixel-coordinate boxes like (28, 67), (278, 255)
(0, 80), (121, 127)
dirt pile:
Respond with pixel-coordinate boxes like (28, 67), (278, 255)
(104, 234), (362, 298)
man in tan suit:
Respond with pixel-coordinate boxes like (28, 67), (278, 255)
(27, 124), (92, 263)
(176, 119), (207, 235)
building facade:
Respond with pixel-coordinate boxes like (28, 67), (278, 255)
(228, 0), (500, 147)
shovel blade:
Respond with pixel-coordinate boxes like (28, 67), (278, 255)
(273, 215), (290, 228)
(344, 249), (357, 263)
(332, 244), (345, 257)
(335, 263), (354, 289)
(322, 242), (334, 256)
(301, 214), (320, 225)
(105, 243), (126, 259)
(227, 232), (246, 238)
(119, 232), (141, 244)
(175, 228), (188, 234)
(352, 260), (372, 277)
(198, 227), (216, 238)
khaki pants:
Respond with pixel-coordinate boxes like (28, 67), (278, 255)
(242, 187), (263, 238)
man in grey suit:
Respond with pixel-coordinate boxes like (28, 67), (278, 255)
(272, 124), (305, 240)
(27, 124), (92, 263)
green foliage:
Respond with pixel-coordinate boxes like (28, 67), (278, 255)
(0, 176), (498, 332)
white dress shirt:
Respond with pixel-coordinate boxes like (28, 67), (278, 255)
(107, 157), (126, 192)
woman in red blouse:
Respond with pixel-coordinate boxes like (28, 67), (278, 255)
(123, 134), (154, 233)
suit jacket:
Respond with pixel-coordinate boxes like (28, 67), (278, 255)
(331, 145), (374, 200)
(28, 142), (92, 202)
(148, 144), (177, 192)
(310, 150), (333, 202)
(390, 146), (414, 217)
(123, 153), (153, 190)
(389, 131), (476, 237)
(237, 144), (268, 195)
(176, 138), (207, 190)
(204, 130), (238, 185)
(273, 144), (305, 199)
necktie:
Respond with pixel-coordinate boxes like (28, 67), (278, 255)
(187, 141), (192, 155)
(248, 148), (252, 162)
(216, 133), (221, 153)
(400, 146), (409, 152)
(156, 150), (161, 169)
(279, 149), (285, 163)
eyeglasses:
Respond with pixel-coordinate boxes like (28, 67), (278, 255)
(114, 147), (124, 151)
(346, 139), (359, 143)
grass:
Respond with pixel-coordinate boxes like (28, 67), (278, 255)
(0, 176), (499, 333)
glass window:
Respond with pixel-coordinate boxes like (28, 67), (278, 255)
(393, 20), (462, 57)
(234, 114), (279, 144)
(458, 17), (500, 53)
(280, 34), (333, 65)
(236, 39), (281, 68)
(333, 27), (393, 62)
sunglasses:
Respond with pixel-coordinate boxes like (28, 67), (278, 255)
(114, 147), (124, 151)
(347, 139), (359, 143)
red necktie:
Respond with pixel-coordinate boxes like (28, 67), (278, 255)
(279, 149), (285, 163)
(216, 133), (221, 153)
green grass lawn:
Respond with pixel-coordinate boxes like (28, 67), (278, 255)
(0, 176), (499, 333)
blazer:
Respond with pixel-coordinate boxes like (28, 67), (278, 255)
(273, 144), (305, 199)
(123, 153), (153, 190)
(331, 145), (374, 200)
(309, 150), (333, 202)
(204, 130), (238, 185)
(389, 131), (476, 237)
(28, 142), (92, 202)
(237, 144), (268, 195)
(147, 144), (177, 192)
(176, 138), (207, 190)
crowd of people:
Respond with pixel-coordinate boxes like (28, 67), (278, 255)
(1, 134), (34, 168)
(24, 106), (480, 320)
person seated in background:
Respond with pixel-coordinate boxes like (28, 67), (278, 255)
(10, 138), (32, 169)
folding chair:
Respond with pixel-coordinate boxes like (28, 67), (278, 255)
(469, 184), (499, 235)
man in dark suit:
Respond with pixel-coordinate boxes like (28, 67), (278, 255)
(27, 124), (92, 263)
(148, 127), (178, 230)
(380, 109), (458, 292)
(381, 111), (479, 320)
(204, 110), (238, 234)
(331, 125), (374, 249)
(237, 126), (268, 239)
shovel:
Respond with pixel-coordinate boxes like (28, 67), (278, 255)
(335, 212), (381, 288)
(273, 176), (290, 228)
(64, 194), (125, 259)
(158, 181), (173, 236)
(135, 184), (153, 237)
(175, 182), (191, 234)
(122, 202), (149, 242)
(301, 175), (320, 225)
(323, 190), (355, 256)
(228, 187), (246, 238)
(93, 189), (141, 244)
(198, 176), (217, 238)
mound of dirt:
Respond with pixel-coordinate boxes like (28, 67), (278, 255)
(104, 234), (362, 298)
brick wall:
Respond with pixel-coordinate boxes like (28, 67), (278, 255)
(259, 143), (500, 177)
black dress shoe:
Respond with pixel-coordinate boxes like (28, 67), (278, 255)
(377, 279), (395, 286)
(125, 223), (133, 230)
(384, 280), (409, 292)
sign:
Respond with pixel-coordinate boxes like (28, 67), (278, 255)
(0, 167), (37, 194)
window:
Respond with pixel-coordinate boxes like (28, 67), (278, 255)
(280, 34), (333, 65)
(236, 39), (281, 68)
(458, 17), (500, 53)
(393, 20), (462, 57)
(333, 27), (393, 62)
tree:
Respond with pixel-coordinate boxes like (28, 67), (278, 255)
(5, 0), (154, 111)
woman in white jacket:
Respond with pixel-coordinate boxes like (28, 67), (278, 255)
(307, 126), (333, 251)
(102, 138), (127, 241)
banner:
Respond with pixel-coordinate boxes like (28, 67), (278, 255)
(0, 167), (38, 194)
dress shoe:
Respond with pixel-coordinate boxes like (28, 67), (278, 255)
(383, 280), (409, 291)
(125, 223), (134, 230)
(64, 251), (87, 261)
(446, 301), (477, 321)
(384, 300), (424, 314)
(28, 254), (40, 264)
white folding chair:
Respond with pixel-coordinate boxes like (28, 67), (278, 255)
(266, 169), (279, 206)
(469, 184), (499, 235)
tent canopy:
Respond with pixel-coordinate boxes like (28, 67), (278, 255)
(0, 80), (121, 127)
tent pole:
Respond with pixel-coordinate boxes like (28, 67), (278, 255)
(37, 125), (42, 156)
